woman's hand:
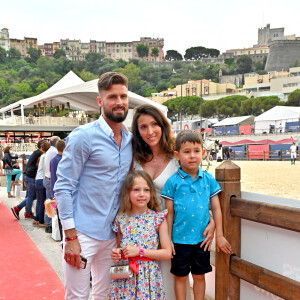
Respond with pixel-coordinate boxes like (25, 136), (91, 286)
(111, 248), (121, 262)
(122, 245), (139, 258)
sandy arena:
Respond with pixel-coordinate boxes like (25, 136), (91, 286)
(206, 160), (300, 200)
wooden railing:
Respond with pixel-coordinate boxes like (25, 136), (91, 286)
(215, 160), (300, 300)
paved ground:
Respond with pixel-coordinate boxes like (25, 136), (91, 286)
(1, 186), (64, 283)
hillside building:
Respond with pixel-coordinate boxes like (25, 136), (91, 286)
(243, 67), (300, 99)
(0, 28), (10, 51)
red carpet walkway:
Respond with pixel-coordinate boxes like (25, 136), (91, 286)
(0, 203), (65, 299)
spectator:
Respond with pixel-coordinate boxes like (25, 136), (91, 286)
(43, 136), (60, 233)
(11, 141), (44, 220)
(10, 151), (20, 197)
(50, 139), (66, 241)
(33, 141), (50, 227)
(2, 146), (22, 198)
(28, 111), (34, 124)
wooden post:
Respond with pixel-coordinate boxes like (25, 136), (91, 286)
(280, 150), (282, 161)
(215, 160), (241, 300)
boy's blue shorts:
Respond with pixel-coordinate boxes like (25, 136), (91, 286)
(171, 242), (212, 277)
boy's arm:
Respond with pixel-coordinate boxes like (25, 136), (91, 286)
(210, 194), (232, 254)
(165, 199), (175, 256)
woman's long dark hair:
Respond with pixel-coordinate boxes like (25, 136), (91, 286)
(131, 104), (175, 164)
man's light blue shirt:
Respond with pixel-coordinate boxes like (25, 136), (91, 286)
(161, 167), (221, 244)
(54, 116), (132, 241)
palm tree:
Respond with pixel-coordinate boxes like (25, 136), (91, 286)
(38, 103), (41, 115)
(42, 101), (47, 116)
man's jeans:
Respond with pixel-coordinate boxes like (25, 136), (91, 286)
(18, 176), (36, 214)
(43, 178), (52, 227)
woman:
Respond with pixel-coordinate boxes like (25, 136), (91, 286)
(131, 104), (215, 300)
(2, 146), (22, 198)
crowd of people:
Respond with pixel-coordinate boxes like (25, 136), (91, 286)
(5, 72), (232, 300)
(7, 136), (65, 238)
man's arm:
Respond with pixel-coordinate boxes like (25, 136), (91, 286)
(55, 128), (90, 269)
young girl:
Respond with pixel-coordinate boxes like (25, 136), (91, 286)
(106, 170), (172, 300)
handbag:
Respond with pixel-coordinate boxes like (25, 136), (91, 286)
(109, 263), (133, 280)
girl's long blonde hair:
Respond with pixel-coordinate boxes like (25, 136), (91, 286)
(119, 170), (160, 215)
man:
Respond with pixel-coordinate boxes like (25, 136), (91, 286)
(290, 142), (297, 165)
(11, 140), (44, 220)
(55, 72), (132, 299)
(43, 135), (60, 233)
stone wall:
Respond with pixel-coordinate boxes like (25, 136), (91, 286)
(265, 40), (300, 72)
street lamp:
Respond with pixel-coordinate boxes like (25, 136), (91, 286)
(180, 77), (183, 130)
(200, 79), (203, 129)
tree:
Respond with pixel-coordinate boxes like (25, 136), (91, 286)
(7, 47), (21, 59)
(26, 47), (42, 63)
(286, 89), (300, 106)
(11, 82), (33, 98)
(0, 47), (6, 63)
(184, 46), (212, 60)
(84, 52), (105, 74)
(237, 55), (252, 74)
(115, 63), (142, 92)
(165, 50), (183, 61)
(36, 83), (48, 94)
(0, 78), (9, 99)
(53, 49), (66, 59)
(151, 47), (159, 60)
(136, 44), (149, 59)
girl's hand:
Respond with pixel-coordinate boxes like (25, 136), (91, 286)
(216, 236), (232, 254)
(111, 248), (121, 262)
(122, 245), (139, 258)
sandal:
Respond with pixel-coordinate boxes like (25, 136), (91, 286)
(8, 195), (15, 198)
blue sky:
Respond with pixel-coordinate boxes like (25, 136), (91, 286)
(2, 0), (300, 55)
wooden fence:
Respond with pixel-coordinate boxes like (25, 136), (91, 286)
(214, 160), (300, 299)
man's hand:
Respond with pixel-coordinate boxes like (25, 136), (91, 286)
(64, 230), (81, 269)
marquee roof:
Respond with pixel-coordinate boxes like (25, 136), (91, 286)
(213, 115), (254, 127)
(254, 106), (300, 121)
(0, 71), (167, 115)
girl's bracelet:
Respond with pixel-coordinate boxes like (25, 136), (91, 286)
(65, 236), (78, 242)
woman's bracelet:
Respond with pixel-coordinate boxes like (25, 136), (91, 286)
(65, 236), (78, 242)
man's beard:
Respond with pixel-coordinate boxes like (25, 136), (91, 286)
(103, 106), (128, 123)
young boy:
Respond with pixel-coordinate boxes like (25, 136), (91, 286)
(161, 130), (232, 300)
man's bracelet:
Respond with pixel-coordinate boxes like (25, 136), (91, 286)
(65, 236), (78, 242)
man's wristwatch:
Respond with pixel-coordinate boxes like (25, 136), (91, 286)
(139, 247), (144, 257)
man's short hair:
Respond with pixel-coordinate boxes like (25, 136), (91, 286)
(97, 72), (128, 95)
(175, 130), (203, 151)
(50, 136), (60, 147)
(56, 140), (66, 152)
(37, 140), (45, 149)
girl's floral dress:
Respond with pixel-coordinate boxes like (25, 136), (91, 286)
(106, 209), (167, 300)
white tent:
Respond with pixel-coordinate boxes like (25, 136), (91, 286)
(0, 71), (167, 124)
(213, 115), (254, 127)
(254, 106), (300, 134)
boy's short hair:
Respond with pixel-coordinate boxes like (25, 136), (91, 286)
(97, 72), (128, 95)
(175, 130), (203, 151)
(56, 139), (66, 152)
